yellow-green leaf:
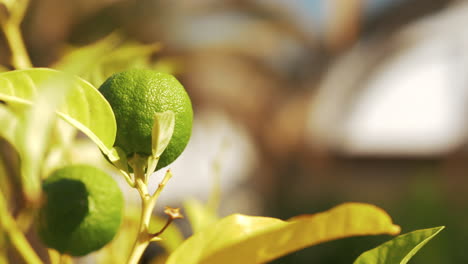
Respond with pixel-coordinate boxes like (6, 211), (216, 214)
(0, 73), (71, 201)
(184, 198), (219, 234)
(0, 68), (117, 201)
(0, 68), (116, 155)
(108, 146), (129, 172)
(0, 0), (15, 11)
(354, 226), (445, 264)
(54, 34), (161, 87)
(0, 106), (19, 147)
(167, 202), (401, 264)
(152, 111), (175, 159)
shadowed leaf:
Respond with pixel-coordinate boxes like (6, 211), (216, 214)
(354, 226), (445, 264)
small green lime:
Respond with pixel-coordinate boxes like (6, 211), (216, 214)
(37, 165), (124, 256)
(99, 69), (193, 170)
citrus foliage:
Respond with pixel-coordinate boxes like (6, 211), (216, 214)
(167, 203), (401, 264)
(0, 68), (117, 154)
(354, 226), (445, 264)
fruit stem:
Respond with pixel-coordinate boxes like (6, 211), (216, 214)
(120, 169), (135, 188)
(126, 196), (152, 264)
(126, 166), (174, 264)
(150, 169), (173, 205)
(129, 154), (149, 198)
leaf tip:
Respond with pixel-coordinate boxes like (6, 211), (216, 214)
(390, 224), (401, 235)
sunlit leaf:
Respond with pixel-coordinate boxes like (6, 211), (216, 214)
(0, 106), (19, 147)
(184, 199), (219, 234)
(0, 0), (15, 10)
(0, 144), (12, 207)
(0, 68), (116, 201)
(354, 226), (445, 264)
(167, 203), (401, 264)
(108, 146), (129, 172)
(145, 111), (175, 173)
(0, 87), (65, 201)
(152, 111), (175, 158)
(39, 118), (80, 177)
(151, 58), (180, 75)
(0, 68), (116, 155)
(54, 34), (161, 87)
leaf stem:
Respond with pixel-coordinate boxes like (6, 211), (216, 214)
(2, 20), (32, 69)
(119, 169), (135, 188)
(126, 195), (152, 264)
(0, 0), (32, 69)
(0, 190), (42, 264)
(150, 169), (172, 205)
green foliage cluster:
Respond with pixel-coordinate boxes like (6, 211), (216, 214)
(0, 0), (445, 263)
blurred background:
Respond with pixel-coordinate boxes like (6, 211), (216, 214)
(2, 0), (468, 263)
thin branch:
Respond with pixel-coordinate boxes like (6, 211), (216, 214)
(118, 169), (135, 188)
(150, 169), (173, 205)
(0, 0), (32, 69)
(0, 191), (42, 264)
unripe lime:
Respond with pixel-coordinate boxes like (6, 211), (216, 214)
(37, 165), (123, 256)
(99, 69), (193, 170)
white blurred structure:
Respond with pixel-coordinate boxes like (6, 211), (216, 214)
(307, 2), (468, 156)
(152, 110), (259, 208)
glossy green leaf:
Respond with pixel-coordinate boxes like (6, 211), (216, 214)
(167, 203), (401, 264)
(0, 68), (116, 155)
(354, 226), (445, 264)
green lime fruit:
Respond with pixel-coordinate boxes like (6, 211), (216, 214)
(99, 69), (193, 170)
(38, 165), (124, 256)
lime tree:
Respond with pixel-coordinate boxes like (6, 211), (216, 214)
(99, 69), (193, 170)
(37, 165), (124, 256)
